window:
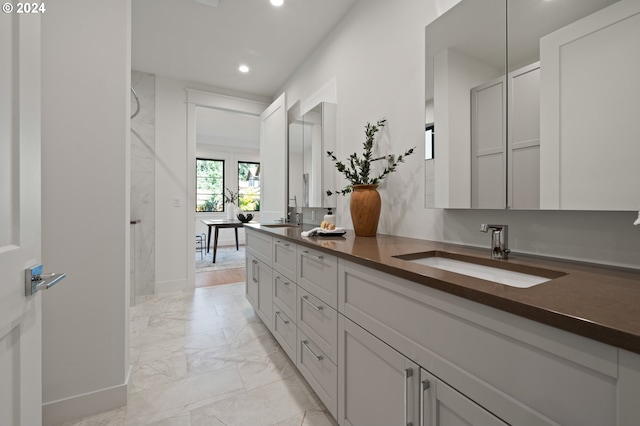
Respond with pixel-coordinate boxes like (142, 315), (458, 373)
(425, 124), (434, 160)
(238, 161), (260, 211)
(196, 158), (224, 212)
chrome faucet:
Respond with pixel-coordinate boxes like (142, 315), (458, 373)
(480, 224), (510, 260)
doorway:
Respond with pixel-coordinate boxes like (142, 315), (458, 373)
(186, 91), (267, 288)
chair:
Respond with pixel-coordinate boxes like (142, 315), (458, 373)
(195, 233), (205, 259)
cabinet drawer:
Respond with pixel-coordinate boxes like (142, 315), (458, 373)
(272, 302), (296, 362)
(273, 274), (296, 319)
(273, 238), (297, 282)
(297, 287), (337, 364)
(297, 246), (338, 308)
(297, 330), (337, 419)
(246, 229), (272, 266)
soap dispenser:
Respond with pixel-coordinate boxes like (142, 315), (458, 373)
(323, 208), (336, 227)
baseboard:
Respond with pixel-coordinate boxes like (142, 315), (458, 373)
(43, 365), (132, 426)
(155, 278), (190, 293)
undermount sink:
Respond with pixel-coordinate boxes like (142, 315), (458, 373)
(394, 251), (564, 288)
(261, 223), (300, 228)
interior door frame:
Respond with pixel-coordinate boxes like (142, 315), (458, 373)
(185, 90), (267, 288)
(0, 11), (43, 426)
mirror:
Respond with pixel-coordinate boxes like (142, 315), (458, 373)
(288, 101), (337, 217)
(425, 0), (639, 211)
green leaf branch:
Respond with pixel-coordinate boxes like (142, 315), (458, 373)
(326, 118), (415, 196)
(223, 186), (239, 204)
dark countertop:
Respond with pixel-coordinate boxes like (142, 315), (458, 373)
(246, 223), (640, 355)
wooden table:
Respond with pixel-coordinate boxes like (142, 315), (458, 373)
(201, 219), (247, 263)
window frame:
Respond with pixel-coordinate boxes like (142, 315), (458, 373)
(238, 161), (260, 212)
(196, 157), (225, 213)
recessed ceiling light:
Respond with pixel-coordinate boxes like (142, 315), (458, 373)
(239, 65), (250, 73)
(270, 0), (284, 6)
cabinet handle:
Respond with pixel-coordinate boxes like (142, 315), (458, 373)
(276, 240), (290, 247)
(302, 339), (324, 361)
(404, 368), (413, 426)
(420, 379), (430, 426)
(275, 311), (289, 324)
(302, 295), (323, 311)
(252, 259), (258, 283)
(276, 276), (290, 286)
(302, 250), (324, 261)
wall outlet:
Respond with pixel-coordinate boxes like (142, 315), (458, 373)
(172, 198), (181, 207)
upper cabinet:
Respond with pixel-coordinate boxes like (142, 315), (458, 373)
(425, 0), (639, 211)
(288, 102), (337, 212)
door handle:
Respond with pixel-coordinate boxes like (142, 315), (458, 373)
(420, 379), (430, 426)
(404, 367), (413, 426)
(25, 264), (66, 296)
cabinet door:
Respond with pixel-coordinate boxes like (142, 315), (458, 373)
(338, 316), (419, 426)
(421, 369), (508, 426)
(247, 253), (273, 328)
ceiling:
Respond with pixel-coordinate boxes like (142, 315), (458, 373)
(132, 0), (358, 100)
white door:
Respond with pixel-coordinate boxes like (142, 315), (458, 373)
(1, 11), (43, 426)
(259, 92), (287, 222)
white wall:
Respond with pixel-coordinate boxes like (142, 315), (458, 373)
(154, 76), (190, 292)
(41, 1), (131, 424)
(280, 0), (460, 240)
(278, 0), (640, 269)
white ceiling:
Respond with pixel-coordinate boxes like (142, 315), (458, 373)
(132, 0), (358, 100)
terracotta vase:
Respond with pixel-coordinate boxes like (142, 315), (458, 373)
(350, 184), (381, 237)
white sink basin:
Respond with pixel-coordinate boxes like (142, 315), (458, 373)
(394, 252), (561, 288)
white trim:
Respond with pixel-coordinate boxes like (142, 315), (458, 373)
(155, 278), (189, 294)
(300, 78), (337, 116)
(186, 89), (268, 115)
(42, 366), (131, 426)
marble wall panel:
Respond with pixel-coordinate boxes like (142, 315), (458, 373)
(131, 70), (156, 301)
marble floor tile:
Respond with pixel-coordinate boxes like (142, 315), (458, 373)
(190, 376), (318, 426)
(64, 282), (335, 426)
(273, 409), (337, 426)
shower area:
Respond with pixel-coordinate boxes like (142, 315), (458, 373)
(130, 70), (156, 305)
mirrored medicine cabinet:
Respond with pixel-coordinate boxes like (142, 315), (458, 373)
(288, 101), (337, 216)
(425, 0), (640, 211)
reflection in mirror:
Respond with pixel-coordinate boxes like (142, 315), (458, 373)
(287, 101), (337, 218)
(425, 0), (505, 209)
(288, 105), (304, 219)
(425, 0), (637, 211)
(508, 0), (620, 210)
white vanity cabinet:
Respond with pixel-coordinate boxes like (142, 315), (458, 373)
(338, 316), (507, 426)
(338, 259), (618, 426)
(246, 228), (640, 426)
